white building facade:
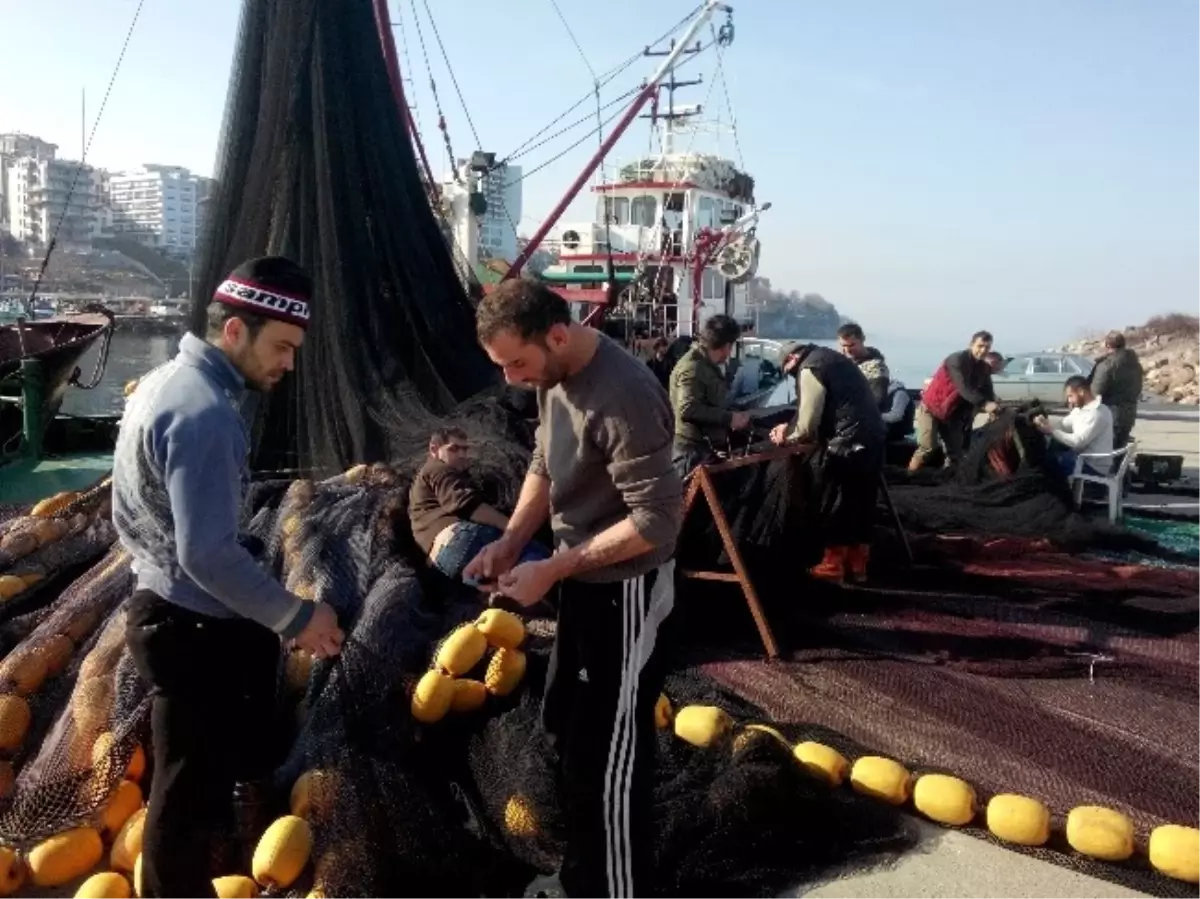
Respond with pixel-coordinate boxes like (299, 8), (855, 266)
(107, 165), (202, 257)
(0, 133), (59, 236)
(4, 157), (101, 250)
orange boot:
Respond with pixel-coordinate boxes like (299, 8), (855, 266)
(846, 544), (870, 584)
(810, 546), (847, 582)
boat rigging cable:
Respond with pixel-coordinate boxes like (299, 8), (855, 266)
(493, 3), (707, 169)
(24, 0), (147, 316)
(407, 0), (462, 182)
(710, 20), (745, 169)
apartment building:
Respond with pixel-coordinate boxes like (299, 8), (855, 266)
(4, 156), (101, 250)
(107, 164), (203, 257)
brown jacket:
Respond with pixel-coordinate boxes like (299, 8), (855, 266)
(407, 458), (483, 555)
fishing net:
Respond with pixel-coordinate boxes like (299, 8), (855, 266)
(187, 0), (500, 475)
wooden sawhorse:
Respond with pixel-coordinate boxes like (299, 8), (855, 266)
(677, 442), (816, 660)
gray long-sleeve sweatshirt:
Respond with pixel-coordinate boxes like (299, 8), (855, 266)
(112, 334), (312, 637)
(530, 334), (683, 582)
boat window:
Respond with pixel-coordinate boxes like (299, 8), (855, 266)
(1063, 356), (1085, 375)
(696, 197), (717, 230)
(630, 195), (657, 227)
(664, 192), (685, 213)
(702, 269), (725, 301)
(600, 196), (630, 225)
(573, 265), (603, 273)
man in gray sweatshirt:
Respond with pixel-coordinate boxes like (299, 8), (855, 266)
(112, 257), (344, 898)
(466, 280), (682, 898)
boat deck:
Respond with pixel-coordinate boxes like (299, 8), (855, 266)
(0, 451), (114, 505)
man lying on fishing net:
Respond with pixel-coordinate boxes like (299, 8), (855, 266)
(111, 257), (345, 897)
(466, 280), (683, 897)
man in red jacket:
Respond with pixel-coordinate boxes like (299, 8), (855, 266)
(909, 331), (1000, 471)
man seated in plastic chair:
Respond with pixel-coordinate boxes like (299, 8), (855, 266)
(1034, 376), (1114, 477)
(408, 427), (549, 585)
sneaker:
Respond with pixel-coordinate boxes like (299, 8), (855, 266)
(810, 546), (847, 583)
(524, 872), (565, 898)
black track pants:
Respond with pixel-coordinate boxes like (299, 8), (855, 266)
(126, 591), (279, 899)
(542, 562), (676, 898)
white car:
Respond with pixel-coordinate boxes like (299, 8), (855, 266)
(991, 352), (1096, 405)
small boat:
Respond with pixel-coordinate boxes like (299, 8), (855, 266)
(0, 307), (115, 461)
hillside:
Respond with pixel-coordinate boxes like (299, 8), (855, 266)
(747, 277), (842, 339)
(1058, 314), (1199, 405)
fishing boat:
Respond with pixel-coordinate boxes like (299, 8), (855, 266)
(0, 308), (115, 503)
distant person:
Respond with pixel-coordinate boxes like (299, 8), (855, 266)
(408, 427), (548, 582)
(837, 322), (890, 407)
(669, 314), (751, 475)
(1036, 376), (1114, 476)
(645, 337), (672, 391)
(909, 331), (1000, 471)
(770, 343), (886, 583)
(880, 379), (915, 442)
(1089, 331), (1142, 448)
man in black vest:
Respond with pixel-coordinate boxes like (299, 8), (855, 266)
(770, 342), (886, 583)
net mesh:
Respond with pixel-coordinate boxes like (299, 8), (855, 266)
(186, 0), (500, 476)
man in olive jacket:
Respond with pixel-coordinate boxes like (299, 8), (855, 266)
(669, 315), (750, 476)
(1089, 331), (1143, 448)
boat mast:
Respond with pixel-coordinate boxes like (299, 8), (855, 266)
(503, 0), (732, 281)
(372, 0), (439, 198)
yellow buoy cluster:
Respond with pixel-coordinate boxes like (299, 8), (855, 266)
(411, 610), (528, 724)
(0, 728), (158, 896)
(0, 490), (92, 604)
(667, 699), (1199, 884)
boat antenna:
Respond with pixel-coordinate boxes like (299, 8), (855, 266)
(25, 0), (145, 318)
(505, 0), (732, 281)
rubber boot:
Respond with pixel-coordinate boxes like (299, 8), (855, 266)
(846, 544), (870, 584)
(810, 546), (847, 582)
(907, 451), (926, 472)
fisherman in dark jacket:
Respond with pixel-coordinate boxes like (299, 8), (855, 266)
(769, 343), (886, 583)
(908, 331), (999, 471)
(669, 315), (750, 476)
(1089, 331), (1143, 448)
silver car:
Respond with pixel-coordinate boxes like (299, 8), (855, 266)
(992, 352), (1095, 405)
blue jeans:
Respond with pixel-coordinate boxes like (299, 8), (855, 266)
(1055, 449), (1102, 478)
(432, 521), (550, 582)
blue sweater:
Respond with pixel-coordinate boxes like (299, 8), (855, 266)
(112, 333), (312, 637)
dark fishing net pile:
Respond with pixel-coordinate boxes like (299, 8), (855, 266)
(188, 0), (499, 475)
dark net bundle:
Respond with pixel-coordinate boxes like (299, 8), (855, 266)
(885, 406), (1163, 554)
(189, 0), (499, 476)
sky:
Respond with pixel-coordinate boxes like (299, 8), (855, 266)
(0, 0), (1196, 348)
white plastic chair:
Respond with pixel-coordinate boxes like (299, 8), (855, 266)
(1069, 442), (1137, 523)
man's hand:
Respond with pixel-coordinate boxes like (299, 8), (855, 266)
(1034, 416), (1054, 436)
(292, 603), (344, 659)
(730, 411), (752, 431)
(463, 537), (520, 584)
(769, 423), (789, 445)
(982, 401), (999, 415)
(497, 559), (560, 608)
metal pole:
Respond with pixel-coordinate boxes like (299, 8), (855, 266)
(504, 0), (728, 280)
(371, 0), (439, 197)
(20, 358), (44, 461)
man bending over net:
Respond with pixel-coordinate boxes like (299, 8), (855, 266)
(467, 280), (683, 898)
(112, 257), (344, 898)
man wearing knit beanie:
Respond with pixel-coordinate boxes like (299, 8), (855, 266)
(113, 256), (344, 898)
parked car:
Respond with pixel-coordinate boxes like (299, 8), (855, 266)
(991, 352), (1095, 405)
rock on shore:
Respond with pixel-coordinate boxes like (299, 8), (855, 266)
(1057, 314), (1199, 405)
